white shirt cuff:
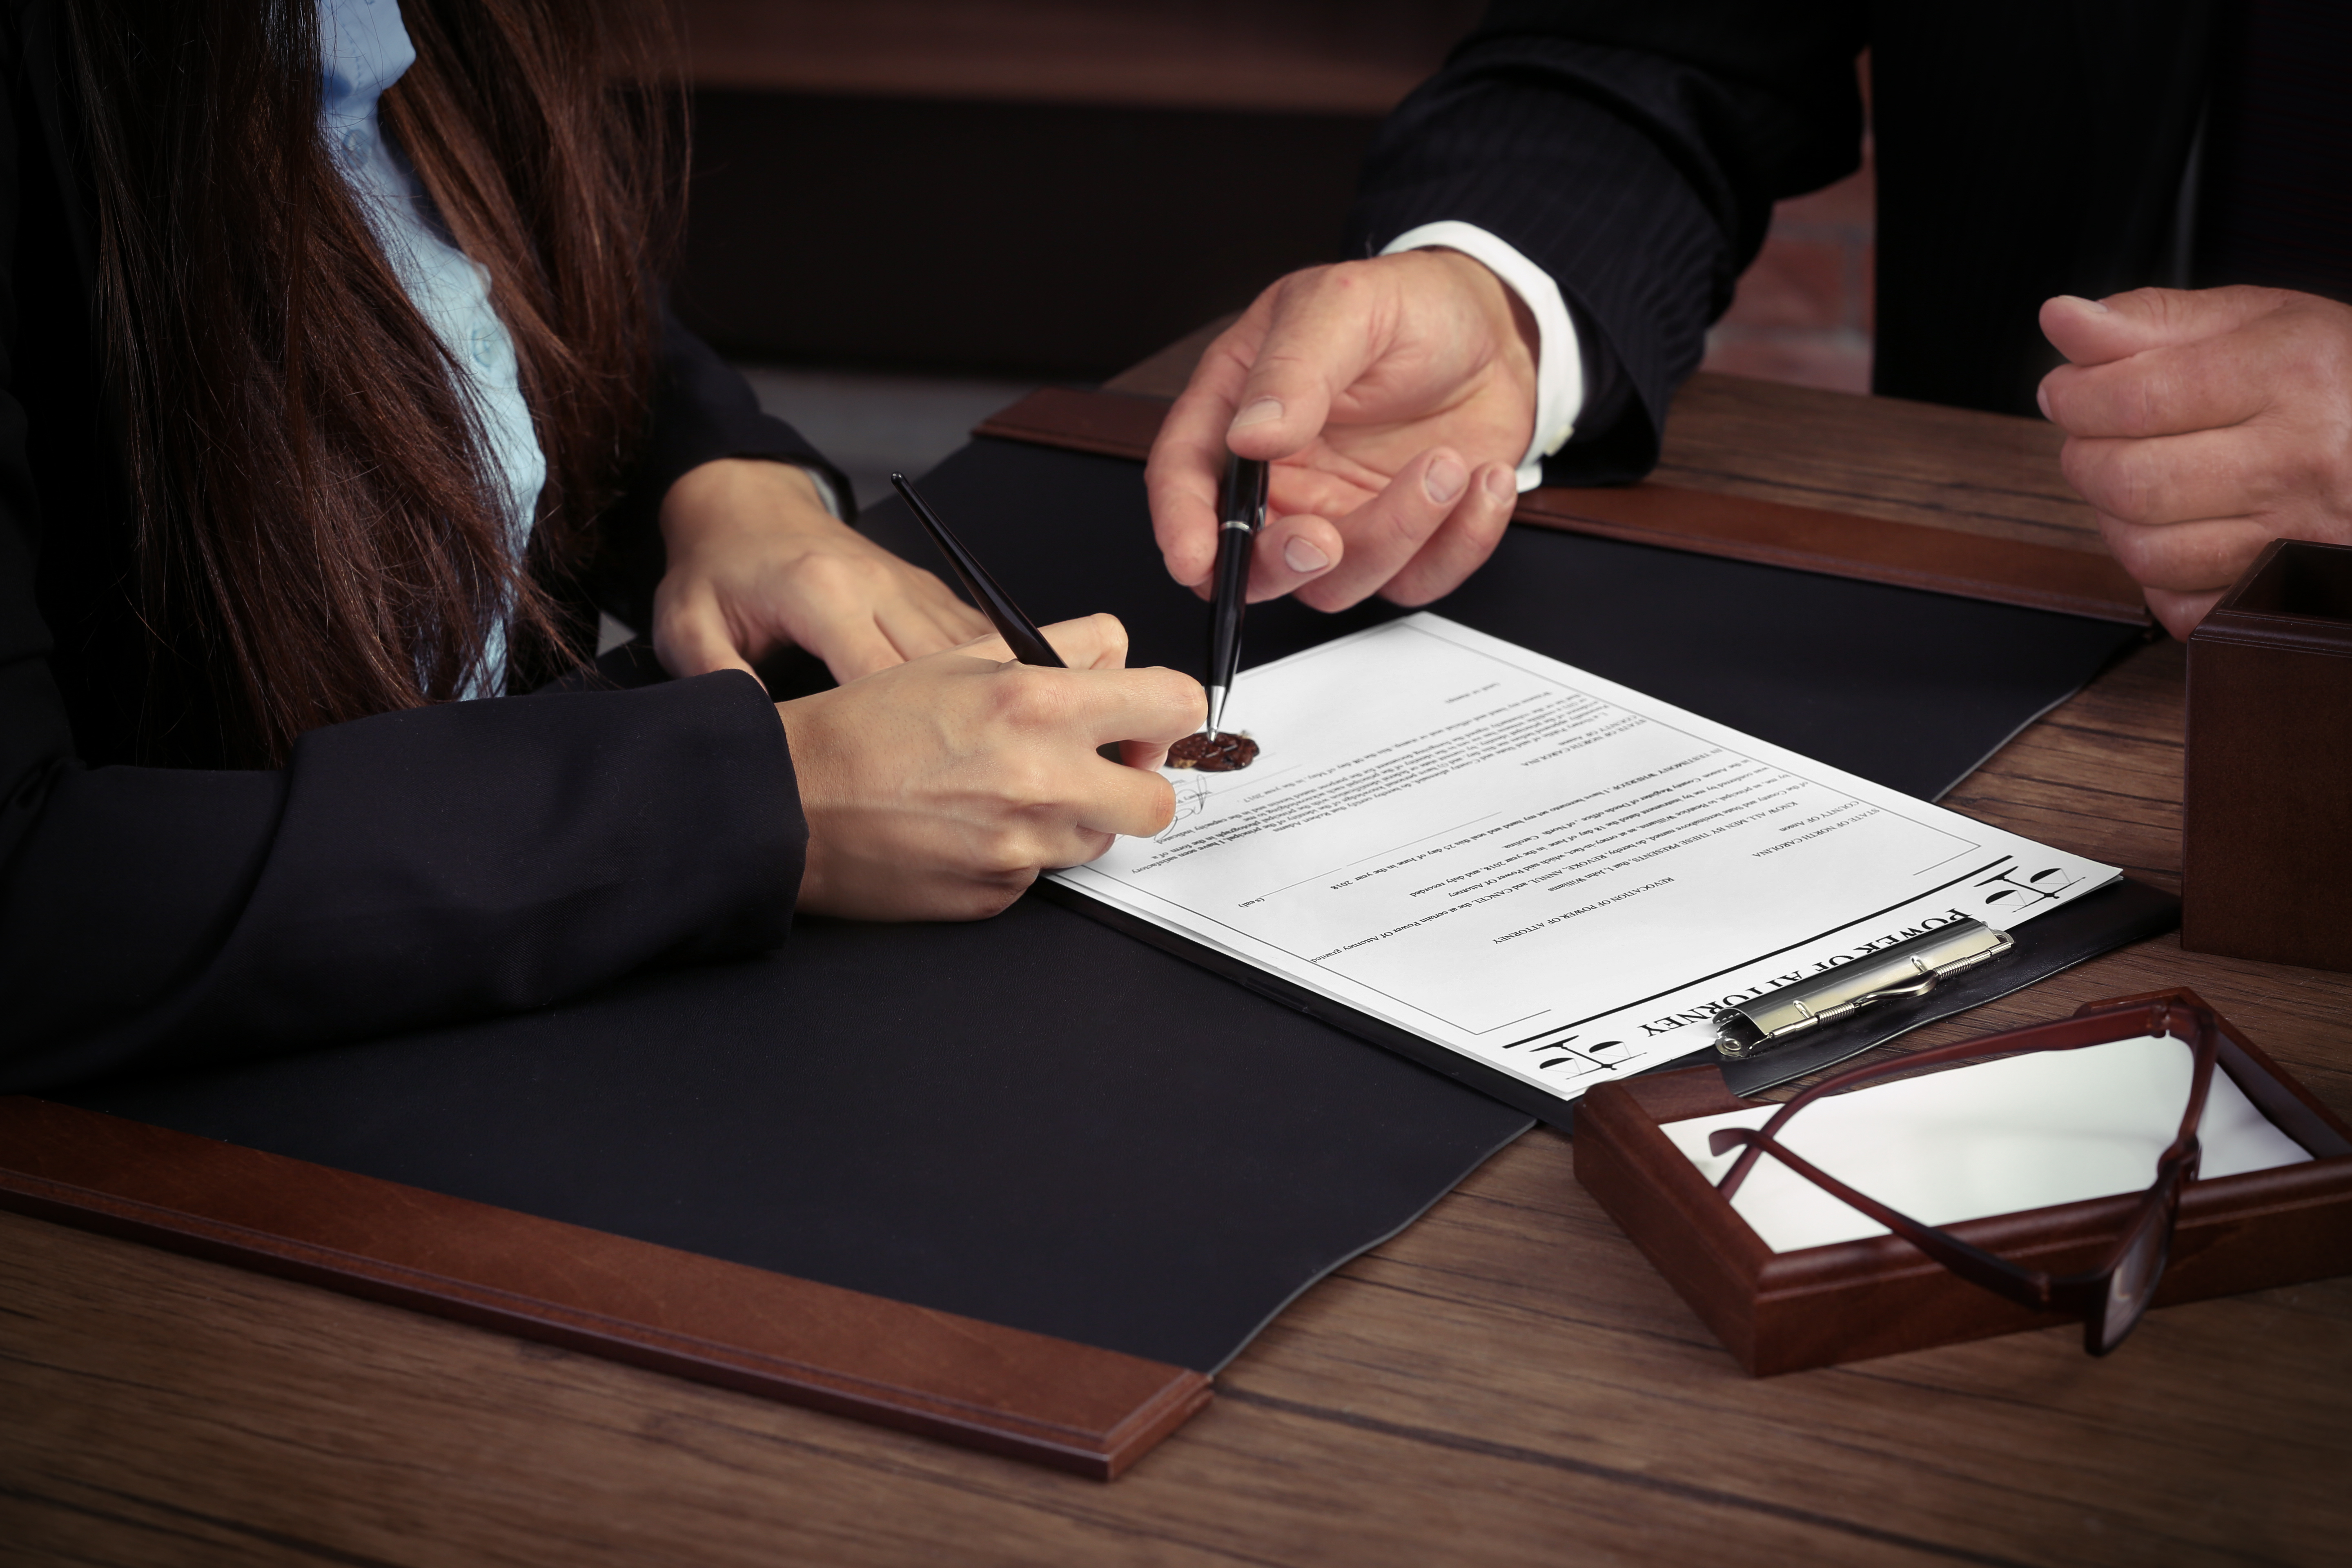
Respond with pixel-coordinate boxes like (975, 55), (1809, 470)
(1380, 220), (1581, 492)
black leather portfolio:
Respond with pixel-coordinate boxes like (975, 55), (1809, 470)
(53, 435), (2161, 1380)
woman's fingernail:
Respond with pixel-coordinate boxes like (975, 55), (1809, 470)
(1283, 535), (1330, 573)
(1485, 464), (1516, 500)
(1229, 397), (1284, 432)
(1425, 455), (1467, 505)
(2056, 294), (2110, 314)
(2036, 384), (2053, 420)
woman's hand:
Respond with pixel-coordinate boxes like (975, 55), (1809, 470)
(778, 614), (1205, 920)
(1147, 249), (1531, 612)
(655, 458), (991, 684)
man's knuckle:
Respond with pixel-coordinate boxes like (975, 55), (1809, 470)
(1382, 573), (1441, 608)
(2083, 452), (2153, 521)
(2098, 518), (2164, 579)
(1369, 503), (1437, 554)
(1274, 263), (1332, 298)
(2139, 287), (2186, 332)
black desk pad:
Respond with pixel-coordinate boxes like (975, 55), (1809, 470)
(64, 895), (1525, 1373)
(59, 435), (2150, 1375)
(862, 439), (2151, 803)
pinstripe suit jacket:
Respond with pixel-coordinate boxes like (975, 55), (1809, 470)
(1348, 2), (2217, 482)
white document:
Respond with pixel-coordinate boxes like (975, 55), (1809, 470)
(1663, 1036), (2312, 1252)
(1053, 614), (2119, 1108)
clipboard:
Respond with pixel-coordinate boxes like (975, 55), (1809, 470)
(1041, 876), (2180, 1130)
(949, 394), (2178, 1120)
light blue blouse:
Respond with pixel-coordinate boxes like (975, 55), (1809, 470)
(318, 0), (545, 694)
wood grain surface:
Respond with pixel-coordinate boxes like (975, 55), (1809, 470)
(8, 363), (2350, 1567)
(1029, 365), (2152, 620)
(0, 1100), (1209, 1481)
(1650, 374), (2110, 552)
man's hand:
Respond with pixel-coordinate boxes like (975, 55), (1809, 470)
(778, 614), (1204, 921)
(2038, 287), (2352, 638)
(655, 458), (990, 684)
(1147, 249), (1534, 612)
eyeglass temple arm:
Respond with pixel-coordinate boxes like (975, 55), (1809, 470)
(1715, 1000), (2216, 1199)
(1705, 1125), (2061, 1311)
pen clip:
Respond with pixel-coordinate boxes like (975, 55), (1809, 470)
(1221, 453), (1268, 533)
(1711, 918), (2016, 1060)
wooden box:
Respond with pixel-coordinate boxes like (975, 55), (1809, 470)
(2184, 538), (2352, 971)
(1572, 991), (2352, 1375)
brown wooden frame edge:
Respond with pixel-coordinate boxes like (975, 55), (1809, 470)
(0, 1097), (1210, 1480)
(973, 385), (2149, 625)
(1571, 989), (2352, 1375)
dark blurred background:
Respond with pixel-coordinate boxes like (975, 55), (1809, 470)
(674, 0), (1485, 381)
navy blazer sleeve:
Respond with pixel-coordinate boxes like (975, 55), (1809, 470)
(1345, 1), (1868, 482)
(0, 106), (815, 1090)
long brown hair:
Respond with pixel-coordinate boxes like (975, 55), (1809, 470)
(63, 0), (681, 764)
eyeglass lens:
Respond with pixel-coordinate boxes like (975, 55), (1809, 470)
(2094, 1202), (2172, 1354)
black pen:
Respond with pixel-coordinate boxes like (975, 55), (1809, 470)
(889, 472), (1065, 669)
(1205, 453), (1268, 733)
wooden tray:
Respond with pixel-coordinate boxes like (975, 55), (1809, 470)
(0, 1096), (1209, 1479)
(1570, 989), (2352, 1374)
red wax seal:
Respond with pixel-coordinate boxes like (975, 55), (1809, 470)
(1166, 732), (1260, 772)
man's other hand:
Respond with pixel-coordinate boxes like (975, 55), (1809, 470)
(1147, 250), (1535, 613)
(2039, 287), (2352, 638)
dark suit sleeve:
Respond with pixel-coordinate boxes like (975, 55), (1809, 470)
(0, 128), (806, 1092)
(1345, 2), (1869, 482)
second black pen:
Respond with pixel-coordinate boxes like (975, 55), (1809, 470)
(889, 471), (1066, 669)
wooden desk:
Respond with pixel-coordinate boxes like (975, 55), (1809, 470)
(7, 370), (2348, 1568)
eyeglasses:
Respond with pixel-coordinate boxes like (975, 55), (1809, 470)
(1707, 998), (2220, 1355)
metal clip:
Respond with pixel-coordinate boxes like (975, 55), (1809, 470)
(1712, 919), (2015, 1060)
